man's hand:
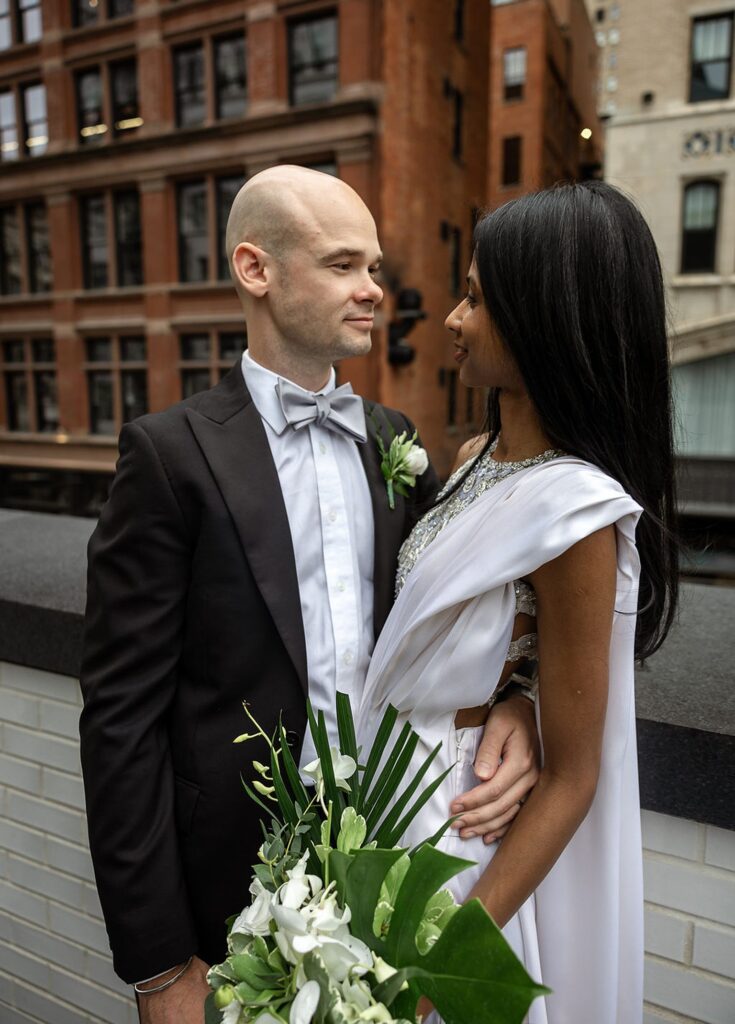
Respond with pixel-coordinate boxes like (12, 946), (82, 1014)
(451, 695), (540, 844)
(137, 956), (210, 1024)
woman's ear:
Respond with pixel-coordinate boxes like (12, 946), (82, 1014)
(232, 242), (270, 298)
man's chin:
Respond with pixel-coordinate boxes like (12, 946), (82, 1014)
(334, 333), (373, 361)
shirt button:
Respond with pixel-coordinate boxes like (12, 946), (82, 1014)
(328, 510), (337, 523)
(319, 442), (327, 454)
(337, 580), (346, 592)
(343, 650), (354, 665)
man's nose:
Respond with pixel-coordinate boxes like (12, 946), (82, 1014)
(356, 276), (383, 305)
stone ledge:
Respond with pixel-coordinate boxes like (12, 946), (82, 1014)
(1, 509), (733, 830)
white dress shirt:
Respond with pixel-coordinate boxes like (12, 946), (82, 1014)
(241, 351), (376, 768)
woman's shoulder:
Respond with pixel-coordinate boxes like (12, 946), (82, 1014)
(518, 455), (641, 515)
(452, 434), (488, 474)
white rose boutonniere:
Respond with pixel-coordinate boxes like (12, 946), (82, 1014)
(374, 424), (429, 510)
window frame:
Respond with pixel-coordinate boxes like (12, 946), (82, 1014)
(79, 186), (143, 291)
(83, 333), (148, 436)
(21, 80), (47, 156)
(72, 0), (134, 29)
(178, 328), (247, 399)
(288, 9), (339, 107)
(501, 134), (522, 187)
(1, 335), (58, 434)
(175, 171), (246, 285)
(213, 32), (247, 121)
(689, 13), (734, 104)
(503, 46), (527, 102)
(680, 178), (721, 275)
(0, 198), (51, 295)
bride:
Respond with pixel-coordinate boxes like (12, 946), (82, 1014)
(355, 181), (678, 1023)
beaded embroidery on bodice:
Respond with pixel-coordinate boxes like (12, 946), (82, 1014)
(396, 437), (565, 664)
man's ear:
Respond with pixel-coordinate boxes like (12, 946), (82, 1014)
(232, 242), (271, 298)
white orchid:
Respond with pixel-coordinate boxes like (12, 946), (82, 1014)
(221, 1000), (242, 1024)
(272, 882), (373, 984)
(278, 852), (324, 910)
(255, 980), (321, 1024)
(230, 877), (273, 939)
(303, 747), (357, 809)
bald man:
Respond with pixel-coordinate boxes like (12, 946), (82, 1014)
(79, 167), (539, 1023)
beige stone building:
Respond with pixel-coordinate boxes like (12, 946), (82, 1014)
(587, 0), (735, 575)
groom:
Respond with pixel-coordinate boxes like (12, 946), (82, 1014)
(79, 166), (539, 1023)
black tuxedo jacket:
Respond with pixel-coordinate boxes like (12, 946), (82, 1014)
(79, 362), (440, 982)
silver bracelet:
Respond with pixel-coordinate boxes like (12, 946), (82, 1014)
(134, 956), (193, 995)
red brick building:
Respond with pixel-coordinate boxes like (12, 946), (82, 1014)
(488, 0), (602, 208)
(0, 0), (599, 514)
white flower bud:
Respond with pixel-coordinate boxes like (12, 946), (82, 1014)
(404, 445), (429, 476)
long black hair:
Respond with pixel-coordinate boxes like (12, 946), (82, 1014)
(457, 181), (678, 661)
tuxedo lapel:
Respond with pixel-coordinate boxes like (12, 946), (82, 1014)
(358, 403), (406, 640)
(186, 366), (308, 694)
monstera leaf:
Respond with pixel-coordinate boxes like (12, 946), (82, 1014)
(330, 844), (548, 1024)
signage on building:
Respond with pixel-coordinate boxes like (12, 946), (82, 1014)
(683, 129), (735, 158)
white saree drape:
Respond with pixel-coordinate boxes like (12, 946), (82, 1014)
(355, 458), (644, 1024)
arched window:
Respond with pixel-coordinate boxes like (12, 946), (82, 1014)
(681, 180), (720, 273)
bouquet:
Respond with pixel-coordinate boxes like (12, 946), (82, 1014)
(205, 694), (547, 1024)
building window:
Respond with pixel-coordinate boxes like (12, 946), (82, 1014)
(177, 174), (245, 284)
(180, 330), (247, 397)
(114, 190), (142, 286)
(174, 43), (206, 127)
(0, 0), (42, 47)
(25, 201), (52, 293)
(216, 175), (241, 280)
(690, 15), (733, 103)
(81, 194), (109, 288)
(110, 0), (134, 16)
(77, 68), (106, 143)
(85, 335), (147, 435)
(214, 34), (247, 119)
(0, 89), (18, 161)
(0, 206), (21, 294)
(503, 47), (526, 101)
(22, 82), (47, 155)
(80, 189), (142, 289)
(73, 0), (133, 27)
(502, 135), (522, 186)
(289, 13), (339, 106)
(19, 0), (42, 42)
(177, 180), (208, 282)
(1, 337), (58, 433)
(448, 226), (462, 297)
(111, 59), (140, 134)
(452, 88), (464, 159)
(454, 0), (465, 42)
(681, 180), (720, 274)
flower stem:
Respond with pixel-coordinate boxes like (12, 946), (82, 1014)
(387, 479), (395, 510)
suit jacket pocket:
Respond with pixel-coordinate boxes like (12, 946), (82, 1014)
(174, 775), (201, 835)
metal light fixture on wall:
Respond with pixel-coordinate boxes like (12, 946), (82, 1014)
(388, 288), (427, 366)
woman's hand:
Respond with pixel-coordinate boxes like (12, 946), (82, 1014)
(451, 695), (540, 842)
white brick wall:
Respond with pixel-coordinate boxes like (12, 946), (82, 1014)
(1, 661), (734, 1023)
(642, 810), (735, 1024)
(0, 661), (136, 1024)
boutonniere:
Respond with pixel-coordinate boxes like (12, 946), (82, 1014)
(373, 417), (429, 510)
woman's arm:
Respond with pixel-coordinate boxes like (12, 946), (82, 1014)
(467, 524), (618, 927)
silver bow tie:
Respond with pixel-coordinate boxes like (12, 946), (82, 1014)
(276, 379), (368, 443)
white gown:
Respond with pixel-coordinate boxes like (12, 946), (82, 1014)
(355, 451), (644, 1024)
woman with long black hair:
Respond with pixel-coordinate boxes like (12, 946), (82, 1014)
(356, 180), (678, 1023)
